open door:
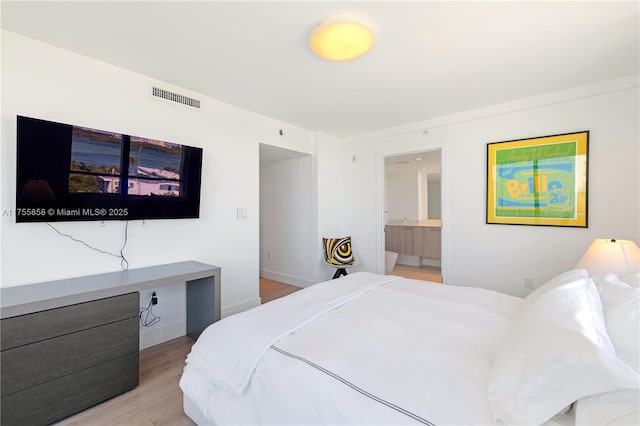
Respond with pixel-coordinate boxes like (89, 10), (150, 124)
(382, 149), (442, 282)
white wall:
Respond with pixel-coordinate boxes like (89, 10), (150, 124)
(260, 155), (317, 287)
(341, 76), (640, 297)
(3, 31), (637, 333)
(259, 131), (350, 285)
(0, 30), (314, 347)
(315, 131), (357, 280)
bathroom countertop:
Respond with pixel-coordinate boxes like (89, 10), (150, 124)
(386, 219), (441, 228)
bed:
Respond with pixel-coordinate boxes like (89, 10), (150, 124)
(179, 270), (639, 425)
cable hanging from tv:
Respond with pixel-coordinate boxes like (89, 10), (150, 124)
(46, 221), (130, 271)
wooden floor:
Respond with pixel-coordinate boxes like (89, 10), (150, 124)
(259, 277), (301, 303)
(59, 336), (196, 426)
(389, 264), (442, 282)
(60, 279), (299, 425)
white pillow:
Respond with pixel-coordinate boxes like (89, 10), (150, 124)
(576, 390), (640, 425)
(595, 274), (637, 314)
(575, 274), (640, 426)
(606, 299), (640, 373)
(488, 272), (639, 425)
(622, 272), (640, 288)
(595, 272), (636, 300)
(594, 273), (640, 373)
(519, 269), (590, 312)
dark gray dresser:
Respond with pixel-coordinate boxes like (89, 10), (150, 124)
(1, 292), (140, 425)
(0, 261), (221, 425)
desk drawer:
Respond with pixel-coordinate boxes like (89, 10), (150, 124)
(1, 292), (138, 351)
(1, 317), (138, 397)
(1, 352), (138, 426)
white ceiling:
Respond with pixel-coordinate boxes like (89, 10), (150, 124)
(2, 1), (638, 137)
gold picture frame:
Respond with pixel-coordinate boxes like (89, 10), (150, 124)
(486, 131), (589, 227)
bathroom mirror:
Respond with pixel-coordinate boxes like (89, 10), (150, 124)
(427, 172), (441, 220)
(418, 169), (441, 220)
(385, 149), (441, 223)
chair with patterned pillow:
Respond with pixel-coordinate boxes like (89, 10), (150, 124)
(322, 236), (358, 279)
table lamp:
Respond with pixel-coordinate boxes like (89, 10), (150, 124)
(576, 239), (640, 277)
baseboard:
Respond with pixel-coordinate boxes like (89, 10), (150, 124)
(139, 319), (186, 350)
(260, 269), (316, 288)
(397, 255), (420, 267)
(221, 297), (261, 318)
(421, 258), (441, 268)
(397, 255), (441, 268)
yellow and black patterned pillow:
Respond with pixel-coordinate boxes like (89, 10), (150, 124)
(323, 236), (355, 266)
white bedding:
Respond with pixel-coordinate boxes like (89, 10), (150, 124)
(181, 272), (521, 425)
(180, 270), (639, 425)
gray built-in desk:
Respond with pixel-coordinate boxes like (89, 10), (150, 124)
(0, 261), (221, 425)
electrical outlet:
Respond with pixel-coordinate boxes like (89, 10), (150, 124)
(523, 276), (534, 290)
(148, 291), (158, 305)
(267, 251), (272, 260)
(236, 208), (248, 220)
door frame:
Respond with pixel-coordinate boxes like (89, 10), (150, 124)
(375, 146), (447, 282)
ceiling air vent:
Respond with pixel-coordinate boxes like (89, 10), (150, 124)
(151, 86), (201, 110)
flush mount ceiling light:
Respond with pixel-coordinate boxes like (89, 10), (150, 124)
(310, 19), (374, 61)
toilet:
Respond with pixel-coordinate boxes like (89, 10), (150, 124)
(385, 251), (399, 273)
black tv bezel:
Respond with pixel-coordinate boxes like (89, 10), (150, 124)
(15, 115), (203, 223)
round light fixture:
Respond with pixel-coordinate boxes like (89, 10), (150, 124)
(310, 20), (374, 62)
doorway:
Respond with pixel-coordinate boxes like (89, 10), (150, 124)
(383, 149), (442, 282)
(258, 143), (314, 292)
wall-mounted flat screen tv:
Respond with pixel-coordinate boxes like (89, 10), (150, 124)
(16, 115), (203, 222)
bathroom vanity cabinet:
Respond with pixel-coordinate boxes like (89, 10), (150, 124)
(385, 224), (441, 260)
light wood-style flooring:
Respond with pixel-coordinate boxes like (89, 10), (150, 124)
(59, 335), (196, 426)
(260, 277), (301, 303)
(390, 264), (442, 283)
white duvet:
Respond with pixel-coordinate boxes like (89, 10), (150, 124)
(180, 272), (522, 425)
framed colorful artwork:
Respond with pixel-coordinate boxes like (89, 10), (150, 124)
(486, 131), (589, 227)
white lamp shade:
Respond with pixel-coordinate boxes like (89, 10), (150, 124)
(576, 239), (640, 277)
